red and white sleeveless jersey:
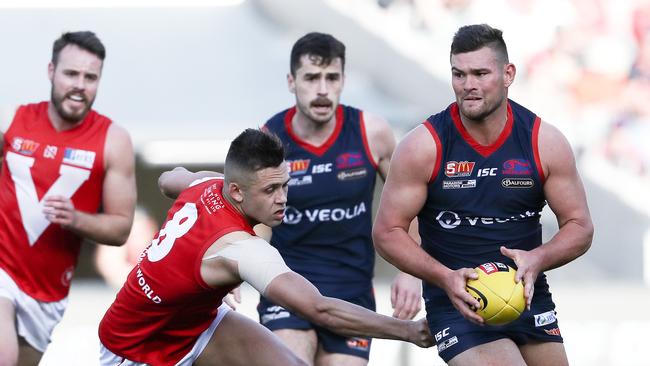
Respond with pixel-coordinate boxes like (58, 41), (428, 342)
(0, 102), (110, 301)
(99, 178), (253, 365)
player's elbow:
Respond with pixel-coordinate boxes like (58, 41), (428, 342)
(296, 296), (337, 329)
(104, 228), (130, 247)
(157, 170), (179, 199)
(580, 219), (594, 255)
(372, 224), (394, 260)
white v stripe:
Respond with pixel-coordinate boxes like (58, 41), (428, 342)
(6, 151), (90, 245)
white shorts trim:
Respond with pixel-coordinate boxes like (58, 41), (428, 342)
(99, 303), (232, 366)
(0, 268), (67, 352)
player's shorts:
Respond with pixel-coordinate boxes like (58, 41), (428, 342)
(99, 303), (231, 366)
(425, 286), (563, 362)
(257, 289), (376, 360)
(0, 268), (67, 352)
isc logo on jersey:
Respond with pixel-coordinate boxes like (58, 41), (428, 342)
(445, 161), (475, 178)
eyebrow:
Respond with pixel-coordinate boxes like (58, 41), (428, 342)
(451, 66), (491, 73)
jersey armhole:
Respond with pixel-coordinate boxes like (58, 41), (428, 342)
(359, 111), (379, 169)
(195, 227), (248, 290)
(423, 121), (442, 183)
(189, 176), (223, 188)
(532, 117), (546, 184)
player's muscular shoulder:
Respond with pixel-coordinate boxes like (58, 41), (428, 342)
(104, 123), (134, 170)
(397, 125), (438, 174)
(536, 120), (573, 178)
(363, 111), (395, 163)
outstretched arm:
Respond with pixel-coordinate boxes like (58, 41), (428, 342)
(372, 125), (482, 324)
(501, 121), (593, 308)
(158, 167), (222, 199)
(201, 233), (433, 347)
(43, 124), (136, 246)
(266, 271), (432, 347)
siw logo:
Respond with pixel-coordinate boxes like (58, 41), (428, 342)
(12, 137), (40, 156)
(6, 151), (90, 245)
(445, 161), (475, 178)
(287, 159), (310, 175)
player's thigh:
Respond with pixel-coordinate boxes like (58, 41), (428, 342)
(0, 297), (18, 366)
(315, 345), (367, 366)
(274, 328), (318, 365)
(17, 337), (42, 366)
(520, 340), (568, 366)
(448, 338), (526, 366)
(195, 310), (307, 366)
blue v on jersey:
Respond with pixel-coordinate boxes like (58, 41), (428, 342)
(419, 99), (549, 305)
(264, 105), (377, 298)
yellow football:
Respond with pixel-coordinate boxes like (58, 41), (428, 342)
(466, 262), (525, 326)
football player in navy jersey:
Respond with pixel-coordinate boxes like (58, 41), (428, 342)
(373, 24), (593, 366)
(258, 32), (422, 366)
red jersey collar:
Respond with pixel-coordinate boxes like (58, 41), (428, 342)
(283, 105), (344, 157)
(450, 102), (513, 158)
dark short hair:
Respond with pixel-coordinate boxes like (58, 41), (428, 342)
(225, 129), (285, 185)
(52, 31), (106, 65)
(290, 32), (346, 75)
(450, 24), (509, 64)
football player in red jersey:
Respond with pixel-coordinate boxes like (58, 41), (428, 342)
(0, 31), (136, 365)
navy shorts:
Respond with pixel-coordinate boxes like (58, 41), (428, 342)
(426, 288), (564, 362)
(257, 290), (376, 359)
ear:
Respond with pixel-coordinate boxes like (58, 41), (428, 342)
(503, 63), (516, 88)
(228, 182), (244, 204)
(287, 73), (296, 94)
(48, 62), (55, 82)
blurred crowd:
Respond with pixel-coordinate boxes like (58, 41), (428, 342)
(371, 0), (650, 177)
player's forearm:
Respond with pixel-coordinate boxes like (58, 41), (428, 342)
(537, 218), (593, 271)
(314, 296), (410, 341)
(373, 226), (451, 288)
(158, 168), (221, 199)
(69, 211), (132, 246)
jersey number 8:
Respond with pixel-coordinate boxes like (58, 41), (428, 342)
(147, 203), (198, 262)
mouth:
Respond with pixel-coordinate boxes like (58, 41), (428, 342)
(463, 95), (482, 102)
(273, 208), (285, 218)
(310, 98), (333, 113)
(65, 93), (87, 106)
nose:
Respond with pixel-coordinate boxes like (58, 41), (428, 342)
(317, 77), (328, 95)
(73, 76), (86, 91)
(463, 75), (477, 91)
(277, 188), (288, 205)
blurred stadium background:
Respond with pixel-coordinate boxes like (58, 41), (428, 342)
(1, 0), (648, 365)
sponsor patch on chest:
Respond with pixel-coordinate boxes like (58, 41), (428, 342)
(443, 179), (476, 189)
(63, 148), (96, 169)
(11, 137), (40, 155)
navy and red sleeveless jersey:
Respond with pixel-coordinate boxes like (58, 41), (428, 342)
(419, 100), (548, 304)
(99, 178), (250, 365)
(264, 105), (377, 298)
(0, 102), (110, 301)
